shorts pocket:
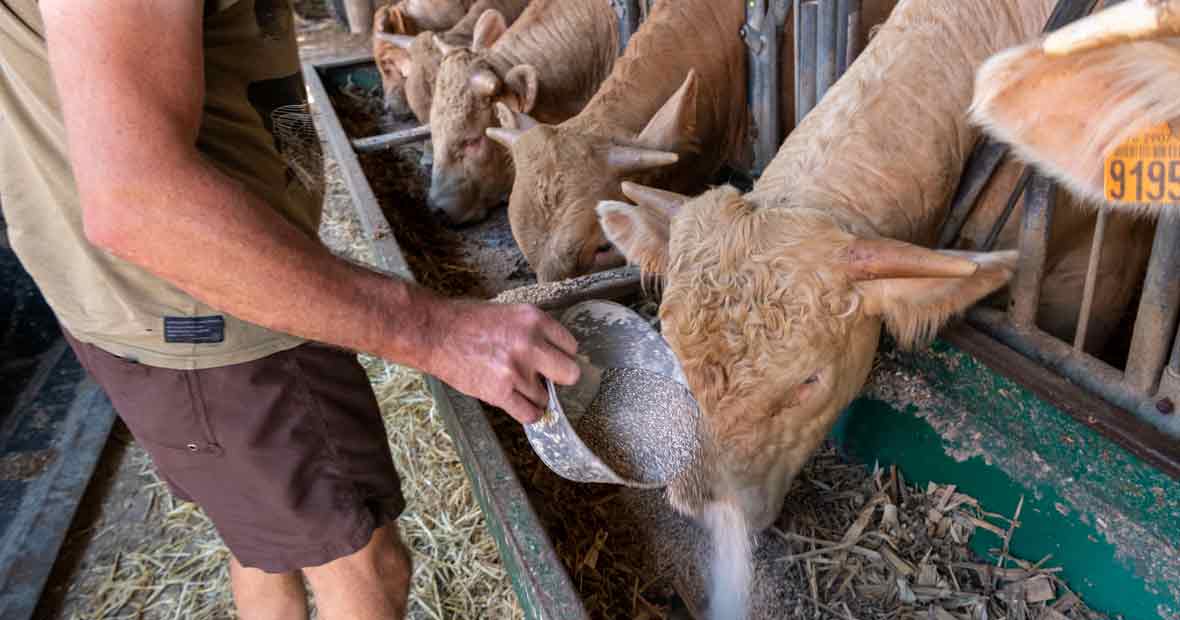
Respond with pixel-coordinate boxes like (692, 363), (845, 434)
(78, 345), (223, 461)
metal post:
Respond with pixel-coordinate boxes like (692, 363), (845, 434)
(1124, 208), (1180, 394)
(794, 0), (818, 126)
(1009, 175), (1055, 328)
(1155, 309), (1180, 404)
(842, 0), (862, 72)
(612, 0), (641, 53)
(1072, 205), (1109, 351)
(835, 0), (850, 75)
(815, 0), (839, 100)
(745, 0), (790, 175)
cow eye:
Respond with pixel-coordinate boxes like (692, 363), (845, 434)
(803, 373), (819, 385)
(596, 242), (612, 254)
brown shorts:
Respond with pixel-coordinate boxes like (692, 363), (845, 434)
(65, 333), (405, 573)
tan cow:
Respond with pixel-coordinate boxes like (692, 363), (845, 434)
(374, 0), (531, 120)
(485, 0), (904, 284)
(595, 0), (1150, 532)
(484, 0), (749, 283)
(971, 0), (1180, 208)
(426, 0), (619, 225)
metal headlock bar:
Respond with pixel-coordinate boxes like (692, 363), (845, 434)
(611, 0), (642, 53)
(745, 0), (791, 174)
(937, 0), (1180, 437)
(743, 0), (864, 174)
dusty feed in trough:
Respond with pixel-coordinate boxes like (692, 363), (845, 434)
(331, 81), (535, 298)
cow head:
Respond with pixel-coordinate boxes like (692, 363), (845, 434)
(597, 184), (1016, 530)
(486, 72), (700, 282)
(373, 5), (417, 116)
(971, 0), (1180, 208)
(427, 9), (539, 225)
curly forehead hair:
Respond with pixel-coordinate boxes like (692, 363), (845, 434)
(659, 188), (863, 416)
(433, 51), (496, 120)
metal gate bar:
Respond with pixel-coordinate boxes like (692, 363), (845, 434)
(1009, 175), (1055, 328)
(1073, 205), (1108, 350)
(816, 0), (839, 98)
(745, 0), (791, 174)
(932, 0), (1180, 438)
(611, 0), (641, 52)
(1124, 209), (1180, 393)
(794, 0), (819, 127)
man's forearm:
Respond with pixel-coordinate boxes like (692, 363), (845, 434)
(84, 151), (443, 368)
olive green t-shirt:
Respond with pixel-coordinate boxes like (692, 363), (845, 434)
(0, 0), (324, 369)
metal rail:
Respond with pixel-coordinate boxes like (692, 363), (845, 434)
(350, 125), (431, 153)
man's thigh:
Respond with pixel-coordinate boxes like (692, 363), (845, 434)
(66, 335), (405, 573)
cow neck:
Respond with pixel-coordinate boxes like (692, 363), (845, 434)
(743, 0), (1055, 247)
(484, 0), (619, 124)
(561, 0), (750, 164)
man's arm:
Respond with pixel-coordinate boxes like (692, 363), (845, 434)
(39, 0), (577, 423)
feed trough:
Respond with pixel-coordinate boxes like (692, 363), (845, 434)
(304, 52), (1180, 620)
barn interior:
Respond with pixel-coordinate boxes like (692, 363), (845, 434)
(1, 1), (1178, 619)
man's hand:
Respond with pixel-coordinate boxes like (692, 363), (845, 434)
(425, 301), (580, 424)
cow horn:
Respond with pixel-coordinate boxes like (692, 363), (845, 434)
(606, 146), (679, 176)
(494, 102), (538, 131)
(469, 69), (500, 97)
(486, 126), (522, 149)
(433, 34), (461, 56)
(1043, 0), (1180, 55)
(844, 238), (979, 281)
(620, 181), (688, 215)
(375, 32), (416, 50)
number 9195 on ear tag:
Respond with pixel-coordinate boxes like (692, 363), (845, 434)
(1105, 122), (1180, 205)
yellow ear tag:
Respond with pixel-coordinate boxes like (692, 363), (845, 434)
(1104, 122), (1180, 204)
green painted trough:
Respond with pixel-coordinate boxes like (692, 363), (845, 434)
(304, 55), (1180, 620)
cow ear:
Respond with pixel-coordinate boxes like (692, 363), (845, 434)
(596, 200), (672, 275)
(472, 9), (508, 51)
(636, 70), (700, 153)
(503, 65), (539, 114)
(1041, 0), (1180, 55)
(971, 39), (1180, 208)
(856, 249), (1017, 349)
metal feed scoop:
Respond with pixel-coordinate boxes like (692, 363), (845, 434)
(524, 300), (701, 488)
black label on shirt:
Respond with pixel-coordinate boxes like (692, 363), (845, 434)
(163, 316), (226, 344)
